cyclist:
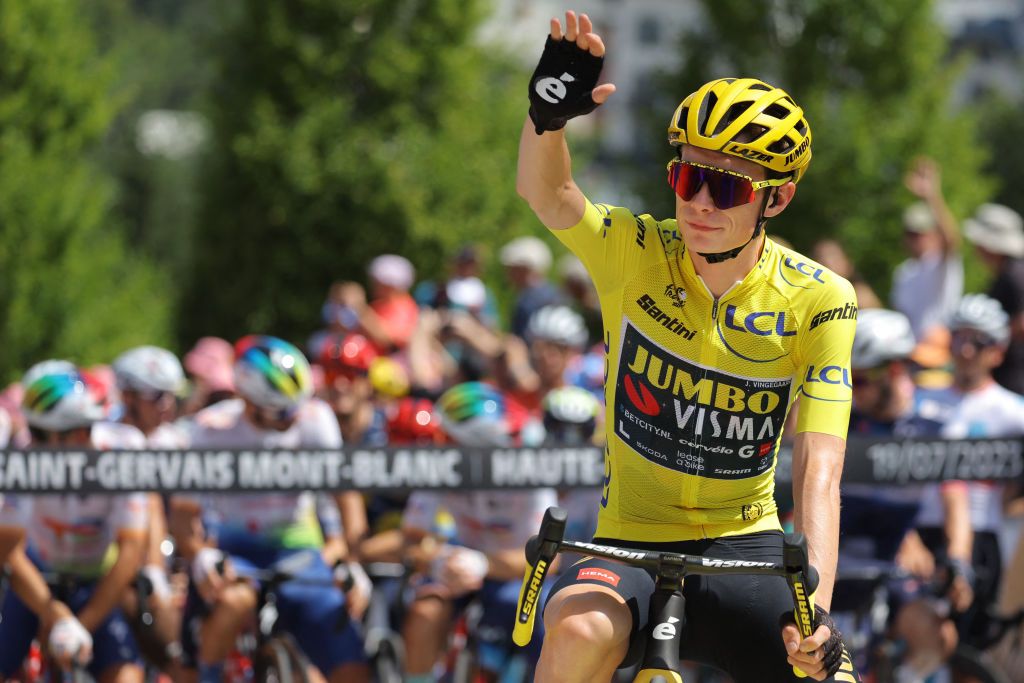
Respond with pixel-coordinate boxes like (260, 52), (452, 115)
(518, 11), (859, 682)
(915, 294), (1024, 646)
(840, 310), (971, 678)
(171, 335), (368, 683)
(111, 345), (187, 671)
(0, 361), (149, 682)
(542, 385), (604, 546)
(400, 382), (557, 682)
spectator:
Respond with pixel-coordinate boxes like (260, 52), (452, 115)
(504, 305), (588, 413)
(182, 337), (236, 414)
(810, 238), (882, 309)
(319, 334), (388, 446)
(318, 255), (420, 355)
(891, 157), (963, 340)
(557, 253), (601, 344)
(962, 202), (1024, 394)
(414, 244), (500, 327)
(499, 236), (562, 338)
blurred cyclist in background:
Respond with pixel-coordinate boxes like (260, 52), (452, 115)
(542, 386), (603, 545)
(170, 336), (368, 683)
(841, 311), (971, 678)
(401, 382), (556, 682)
(0, 361), (149, 682)
(915, 294), (1024, 647)
(113, 346), (189, 670)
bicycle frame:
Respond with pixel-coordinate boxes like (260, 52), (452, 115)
(513, 507), (821, 683)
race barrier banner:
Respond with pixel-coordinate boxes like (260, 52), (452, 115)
(0, 436), (1021, 493)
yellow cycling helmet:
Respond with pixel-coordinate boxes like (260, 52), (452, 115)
(668, 77), (812, 183)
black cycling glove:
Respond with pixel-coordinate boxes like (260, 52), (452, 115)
(813, 605), (851, 678)
(527, 36), (605, 134)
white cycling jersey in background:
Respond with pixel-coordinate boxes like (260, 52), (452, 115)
(177, 398), (342, 548)
(0, 422), (149, 576)
(403, 487), (558, 557)
(917, 382), (1024, 532)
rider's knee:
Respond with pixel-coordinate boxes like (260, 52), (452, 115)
(543, 591), (631, 651)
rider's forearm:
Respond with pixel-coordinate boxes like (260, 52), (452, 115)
(78, 532), (145, 633)
(791, 432), (845, 611)
(516, 117), (585, 229)
(7, 546), (73, 627)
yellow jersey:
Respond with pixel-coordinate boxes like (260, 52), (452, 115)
(552, 199), (858, 542)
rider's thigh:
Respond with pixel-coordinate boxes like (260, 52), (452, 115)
(542, 583), (633, 652)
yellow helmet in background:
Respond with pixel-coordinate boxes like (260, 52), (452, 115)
(668, 77), (812, 183)
(369, 356), (410, 399)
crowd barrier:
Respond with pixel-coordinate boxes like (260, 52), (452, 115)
(0, 436), (1021, 494)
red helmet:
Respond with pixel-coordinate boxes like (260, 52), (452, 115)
(387, 398), (441, 445)
(320, 334), (379, 384)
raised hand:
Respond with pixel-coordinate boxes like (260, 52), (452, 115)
(527, 11), (616, 134)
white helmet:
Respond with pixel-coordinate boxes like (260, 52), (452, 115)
(542, 386), (600, 445)
(113, 346), (185, 394)
(527, 305), (588, 349)
(851, 309), (916, 370)
(21, 360), (105, 431)
(950, 294), (1010, 346)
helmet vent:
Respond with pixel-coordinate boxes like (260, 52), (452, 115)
(749, 82), (770, 91)
(767, 137), (795, 154)
(698, 92), (719, 133)
(764, 103), (789, 120)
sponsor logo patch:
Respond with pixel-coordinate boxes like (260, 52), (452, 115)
(615, 321), (791, 480)
(636, 294), (697, 339)
(809, 302), (858, 330)
(577, 567), (622, 587)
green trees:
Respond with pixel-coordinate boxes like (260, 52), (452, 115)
(643, 0), (994, 297)
(0, 1), (171, 381)
(181, 0), (537, 343)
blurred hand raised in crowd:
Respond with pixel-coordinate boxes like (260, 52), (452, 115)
(904, 156), (942, 200)
(337, 281), (368, 311)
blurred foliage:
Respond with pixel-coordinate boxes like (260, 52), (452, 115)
(179, 0), (537, 346)
(632, 0), (995, 300)
(978, 91), (1024, 218)
(0, 1), (171, 382)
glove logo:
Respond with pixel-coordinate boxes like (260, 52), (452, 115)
(534, 72), (576, 104)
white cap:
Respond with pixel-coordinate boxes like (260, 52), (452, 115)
(903, 201), (936, 233)
(558, 253), (590, 283)
(499, 236), (552, 272)
(964, 203), (1024, 259)
(368, 254), (415, 290)
(445, 277), (487, 310)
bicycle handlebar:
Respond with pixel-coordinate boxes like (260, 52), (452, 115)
(513, 507), (820, 678)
